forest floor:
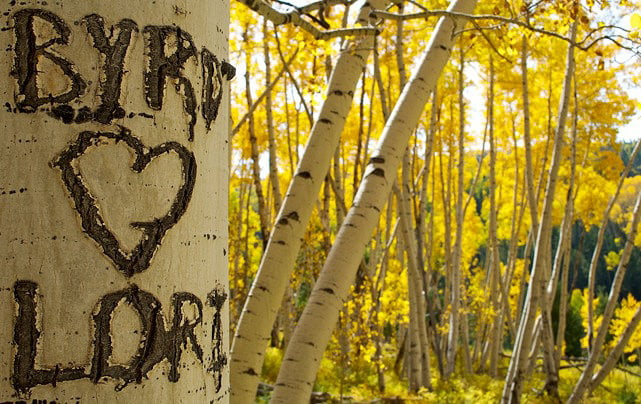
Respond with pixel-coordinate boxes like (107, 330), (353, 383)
(258, 348), (641, 403)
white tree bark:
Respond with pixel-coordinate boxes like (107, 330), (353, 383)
(586, 138), (641, 350)
(1, 1), (232, 402)
(445, 47), (467, 378)
(587, 305), (641, 392)
(270, 1), (478, 401)
(229, 1), (386, 401)
(487, 55), (502, 377)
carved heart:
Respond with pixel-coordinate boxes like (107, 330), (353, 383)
(54, 127), (196, 277)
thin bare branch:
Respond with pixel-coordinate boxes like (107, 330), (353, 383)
(274, 31), (314, 126)
(236, 0), (377, 39)
(371, 9), (641, 53)
(232, 48), (299, 137)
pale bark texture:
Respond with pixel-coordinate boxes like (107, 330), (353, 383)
(0, 1), (232, 402)
(445, 47), (467, 378)
(486, 56), (501, 377)
(270, 1), (478, 401)
(229, 1), (386, 401)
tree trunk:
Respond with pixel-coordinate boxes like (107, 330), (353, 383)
(270, 1), (478, 401)
(264, 21), (283, 215)
(244, 30), (270, 249)
(487, 54), (502, 378)
(586, 139), (641, 351)
(521, 36), (539, 235)
(587, 305), (641, 393)
(445, 46), (467, 378)
(568, 186), (641, 403)
(0, 1), (232, 402)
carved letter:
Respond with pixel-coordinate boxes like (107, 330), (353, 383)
(82, 14), (138, 124)
(90, 286), (165, 386)
(12, 9), (86, 112)
(168, 293), (204, 382)
(207, 287), (227, 393)
(11, 281), (215, 393)
(143, 26), (197, 140)
(200, 48), (223, 131)
(12, 281), (85, 393)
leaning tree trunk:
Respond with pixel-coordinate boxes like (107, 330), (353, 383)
(568, 186), (641, 403)
(0, 1), (232, 402)
(270, 1), (478, 401)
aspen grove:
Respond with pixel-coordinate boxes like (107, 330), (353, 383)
(228, 0), (641, 402)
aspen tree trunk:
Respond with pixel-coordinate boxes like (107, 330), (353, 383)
(501, 131), (525, 342)
(264, 21), (283, 214)
(0, 1), (232, 402)
(520, 37), (539, 234)
(568, 187), (641, 403)
(486, 55), (502, 377)
(547, 89), (579, 392)
(586, 139), (641, 351)
(445, 47), (467, 378)
(229, 1), (386, 401)
(502, 20), (577, 404)
(439, 145), (453, 359)
(397, 183), (425, 392)
(398, 153), (431, 390)
(244, 34), (271, 249)
(394, 14), (431, 389)
(541, 99), (580, 400)
(587, 305), (641, 392)
(271, 1), (478, 401)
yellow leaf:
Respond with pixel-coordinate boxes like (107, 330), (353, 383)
(631, 13), (641, 30)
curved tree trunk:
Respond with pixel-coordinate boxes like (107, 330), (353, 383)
(0, 1), (231, 402)
(270, 1), (478, 401)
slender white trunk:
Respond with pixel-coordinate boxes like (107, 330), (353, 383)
(587, 305), (641, 392)
(0, 1), (231, 401)
(398, 152), (431, 389)
(521, 37), (539, 235)
(586, 139), (641, 350)
(271, 2), (478, 401)
(568, 186), (641, 403)
(264, 21), (283, 214)
(487, 55), (502, 377)
(445, 46), (467, 378)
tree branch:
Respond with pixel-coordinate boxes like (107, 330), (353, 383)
(236, 0), (377, 40)
(370, 9), (641, 54)
(232, 48), (299, 137)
